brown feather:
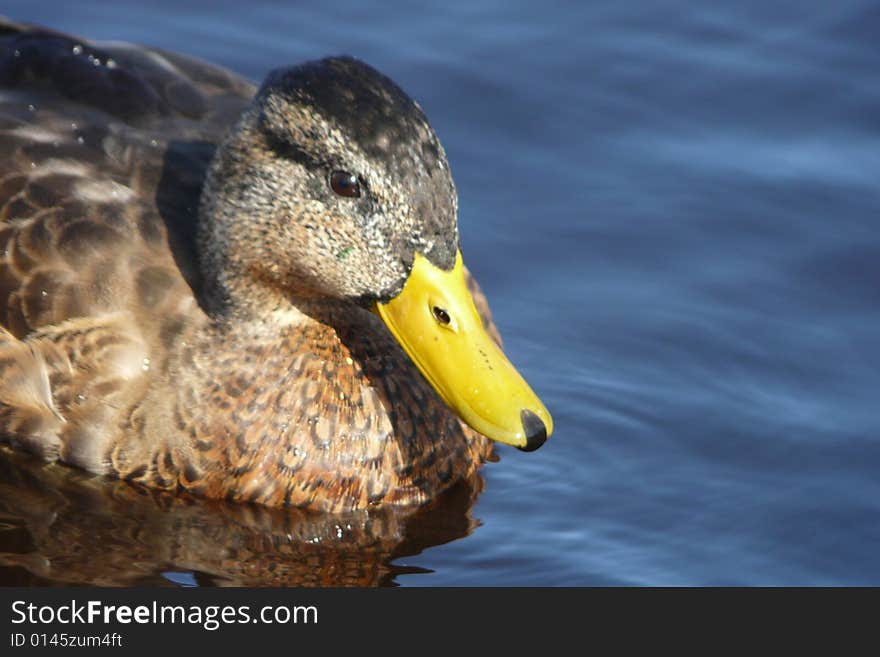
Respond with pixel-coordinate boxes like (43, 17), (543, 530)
(0, 20), (497, 512)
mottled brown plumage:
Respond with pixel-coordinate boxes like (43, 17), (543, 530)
(0, 19), (498, 512)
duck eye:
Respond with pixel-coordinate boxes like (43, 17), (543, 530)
(329, 170), (361, 198)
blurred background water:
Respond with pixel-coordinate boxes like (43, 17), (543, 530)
(1, 0), (878, 585)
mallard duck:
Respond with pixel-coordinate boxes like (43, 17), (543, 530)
(0, 19), (552, 512)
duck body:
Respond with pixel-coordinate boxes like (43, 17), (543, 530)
(0, 20), (550, 513)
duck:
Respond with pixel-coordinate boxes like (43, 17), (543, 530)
(0, 18), (552, 513)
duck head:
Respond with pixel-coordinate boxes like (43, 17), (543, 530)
(199, 56), (552, 451)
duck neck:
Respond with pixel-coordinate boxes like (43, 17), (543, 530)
(202, 270), (363, 339)
(196, 109), (273, 321)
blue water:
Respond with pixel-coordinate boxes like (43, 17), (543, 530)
(2, 0), (879, 585)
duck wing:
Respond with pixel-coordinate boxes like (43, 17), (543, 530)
(0, 20), (254, 465)
(0, 17), (255, 336)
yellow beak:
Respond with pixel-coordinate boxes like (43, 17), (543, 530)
(375, 251), (553, 451)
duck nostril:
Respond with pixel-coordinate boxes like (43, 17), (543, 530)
(517, 409), (547, 452)
(432, 306), (451, 325)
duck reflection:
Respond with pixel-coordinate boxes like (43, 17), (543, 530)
(0, 447), (484, 586)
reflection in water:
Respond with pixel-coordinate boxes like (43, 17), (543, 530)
(0, 447), (483, 586)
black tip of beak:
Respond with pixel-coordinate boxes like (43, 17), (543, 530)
(518, 409), (548, 452)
